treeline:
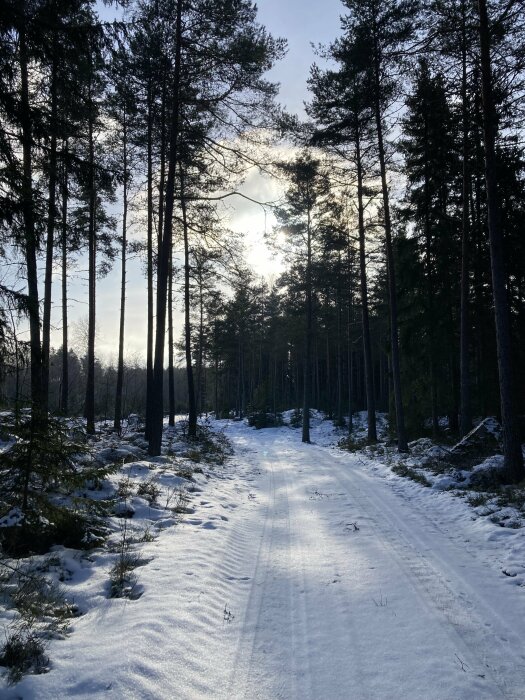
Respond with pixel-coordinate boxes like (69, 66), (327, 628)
(1, 0), (524, 482)
(0, 348), (190, 420)
(0, 0), (284, 454)
(200, 0), (525, 481)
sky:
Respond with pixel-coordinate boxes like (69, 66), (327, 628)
(49, 0), (345, 362)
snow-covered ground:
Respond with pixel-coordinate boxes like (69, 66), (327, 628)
(5, 416), (525, 699)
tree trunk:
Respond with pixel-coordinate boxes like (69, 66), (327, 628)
(238, 338), (244, 419)
(10, 309), (21, 425)
(19, 12), (41, 510)
(61, 143), (69, 415)
(168, 245), (175, 426)
(477, 0), (524, 481)
(114, 112), (128, 434)
(20, 20), (43, 423)
(355, 125), (377, 443)
(422, 109), (439, 439)
(84, 64), (96, 436)
(302, 194), (312, 443)
(196, 269), (205, 417)
(214, 352), (219, 417)
(372, 32), (408, 452)
(336, 285), (343, 425)
(325, 335), (330, 417)
(145, 78), (154, 441)
(149, 0), (183, 455)
(42, 48), (58, 415)
(181, 168), (198, 439)
(157, 71), (167, 270)
(347, 295), (354, 434)
(459, 0), (472, 437)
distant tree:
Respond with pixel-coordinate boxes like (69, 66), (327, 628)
(275, 152), (331, 443)
(145, 0), (284, 454)
(108, 38), (139, 434)
(308, 0), (419, 451)
(308, 26), (380, 443)
(80, 24), (117, 434)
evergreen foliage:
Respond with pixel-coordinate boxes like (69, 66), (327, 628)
(0, 0), (524, 482)
(0, 414), (111, 555)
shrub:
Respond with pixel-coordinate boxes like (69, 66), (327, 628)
(0, 414), (112, 555)
(187, 425), (233, 465)
(0, 416), (82, 509)
(108, 520), (142, 599)
(0, 624), (48, 684)
(109, 552), (140, 598)
(289, 409), (302, 428)
(185, 449), (201, 463)
(176, 466), (195, 480)
(136, 478), (161, 503)
(247, 412), (283, 430)
(338, 436), (368, 452)
(0, 560), (76, 683)
(0, 501), (108, 556)
(467, 493), (489, 507)
(392, 463), (431, 487)
(496, 487), (525, 510)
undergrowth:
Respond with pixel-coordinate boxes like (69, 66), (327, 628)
(180, 423), (233, 466)
(391, 463), (431, 487)
(0, 557), (77, 684)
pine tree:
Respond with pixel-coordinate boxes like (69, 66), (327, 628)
(476, 0), (524, 481)
(275, 152), (331, 442)
(308, 27), (380, 442)
(146, 0), (284, 455)
(108, 35), (139, 434)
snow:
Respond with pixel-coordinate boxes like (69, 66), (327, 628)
(4, 417), (525, 698)
(0, 508), (24, 528)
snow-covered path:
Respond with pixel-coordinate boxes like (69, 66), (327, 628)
(12, 423), (525, 699)
(227, 430), (525, 700)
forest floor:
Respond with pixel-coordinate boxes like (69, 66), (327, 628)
(4, 413), (525, 699)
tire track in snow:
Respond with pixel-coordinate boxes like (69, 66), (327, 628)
(284, 460), (370, 700)
(228, 448), (296, 699)
(114, 458), (273, 700)
(286, 463), (314, 700)
(238, 437), (372, 700)
(310, 443), (525, 700)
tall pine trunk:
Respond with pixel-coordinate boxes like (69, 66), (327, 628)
(162, 91), (174, 428)
(302, 196), (313, 443)
(459, 0), (472, 437)
(181, 168), (198, 438)
(168, 245), (175, 427)
(114, 113), (128, 433)
(347, 299), (354, 435)
(336, 285), (343, 426)
(42, 47), (58, 414)
(84, 64), (96, 435)
(355, 124), (377, 443)
(196, 269), (204, 417)
(149, 0), (183, 455)
(61, 143), (69, 414)
(145, 78), (154, 441)
(372, 31), (408, 452)
(20, 20), (43, 425)
(477, 0), (524, 481)
(422, 110), (439, 438)
(19, 13), (42, 510)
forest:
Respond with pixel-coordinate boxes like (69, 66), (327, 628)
(1, 0), (525, 691)
(2, 0), (524, 472)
